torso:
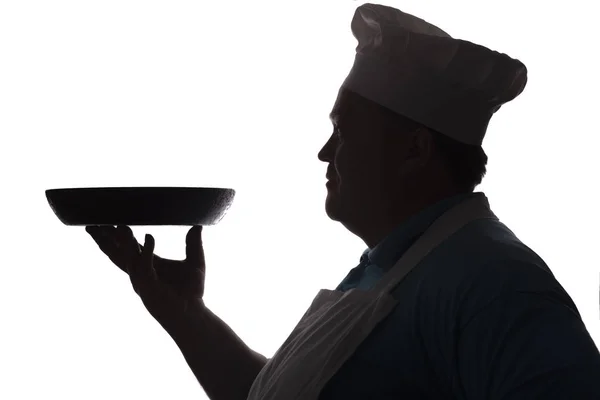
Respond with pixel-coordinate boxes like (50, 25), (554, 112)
(319, 218), (564, 399)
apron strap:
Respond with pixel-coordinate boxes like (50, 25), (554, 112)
(373, 193), (498, 294)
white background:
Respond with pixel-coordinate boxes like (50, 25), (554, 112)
(1, 1), (599, 399)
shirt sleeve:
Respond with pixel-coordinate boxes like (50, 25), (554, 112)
(456, 289), (600, 399)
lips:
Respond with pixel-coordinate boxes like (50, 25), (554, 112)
(326, 174), (337, 187)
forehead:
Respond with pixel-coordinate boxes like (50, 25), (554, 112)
(329, 88), (374, 124)
(330, 88), (422, 135)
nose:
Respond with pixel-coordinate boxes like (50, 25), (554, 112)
(318, 135), (334, 163)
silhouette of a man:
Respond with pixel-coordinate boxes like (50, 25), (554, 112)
(88, 3), (600, 399)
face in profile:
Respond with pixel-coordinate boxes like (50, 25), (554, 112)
(317, 87), (413, 226)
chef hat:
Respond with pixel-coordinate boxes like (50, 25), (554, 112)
(341, 3), (528, 145)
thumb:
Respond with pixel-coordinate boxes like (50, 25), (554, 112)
(185, 226), (205, 267)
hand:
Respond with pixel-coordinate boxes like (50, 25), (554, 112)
(86, 225), (206, 330)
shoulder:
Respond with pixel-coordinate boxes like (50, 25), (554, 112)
(423, 217), (560, 289)
(382, 218), (598, 397)
(394, 217), (579, 326)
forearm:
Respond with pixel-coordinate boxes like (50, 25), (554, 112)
(168, 304), (267, 400)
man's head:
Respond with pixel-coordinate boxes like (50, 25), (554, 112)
(319, 3), (525, 247)
(318, 87), (487, 247)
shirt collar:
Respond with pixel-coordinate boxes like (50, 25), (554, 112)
(365, 191), (479, 270)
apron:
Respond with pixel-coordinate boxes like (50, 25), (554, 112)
(247, 193), (498, 400)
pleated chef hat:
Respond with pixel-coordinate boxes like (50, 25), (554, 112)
(341, 3), (528, 145)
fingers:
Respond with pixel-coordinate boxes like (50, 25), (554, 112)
(127, 234), (158, 296)
(115, 225), (141, 257)
(86, 225), (127, 271)
(185, 226), (205, 268)
(86, 225), (142, 274)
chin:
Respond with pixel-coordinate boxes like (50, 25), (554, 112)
(324, 191), (342, 222)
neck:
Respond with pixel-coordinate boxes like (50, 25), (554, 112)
(352, 186), (465, 249)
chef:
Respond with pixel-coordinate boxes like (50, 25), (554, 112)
(87, 3), (600, 399)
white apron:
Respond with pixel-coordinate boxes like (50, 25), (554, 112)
(247, 193), (497, 400)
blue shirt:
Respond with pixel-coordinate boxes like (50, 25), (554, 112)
(319, 192), (600, 399)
